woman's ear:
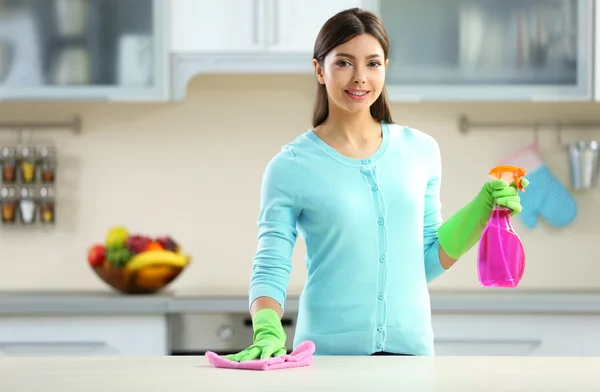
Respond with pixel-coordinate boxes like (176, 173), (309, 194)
(313, 59), (325, 85)
(385, 58), (389, 70)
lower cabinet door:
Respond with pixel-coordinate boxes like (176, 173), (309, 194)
(432, 313), (600, 357)
(0, 315), (168, 356)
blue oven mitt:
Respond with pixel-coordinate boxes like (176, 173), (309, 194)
(518, 164), (577, 229)
(503, 145), (577, 229)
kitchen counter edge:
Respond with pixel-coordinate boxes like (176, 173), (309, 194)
(1, 290), (600, 316)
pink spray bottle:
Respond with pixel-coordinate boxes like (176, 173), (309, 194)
(477, 166), (527, 288)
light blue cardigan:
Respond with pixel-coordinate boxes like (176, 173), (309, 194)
(249, 122), (445, 356)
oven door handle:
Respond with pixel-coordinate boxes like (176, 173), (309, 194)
(244, 318), (294, 327)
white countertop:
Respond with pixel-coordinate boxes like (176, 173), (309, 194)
(2, 355), (599, 391)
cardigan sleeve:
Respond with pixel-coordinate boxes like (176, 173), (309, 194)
(248, 146), (302, 312)
(422, 137), (446, 283)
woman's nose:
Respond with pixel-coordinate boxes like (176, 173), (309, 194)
(353, 70), (367, 84)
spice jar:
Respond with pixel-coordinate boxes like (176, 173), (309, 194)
(19, 146), (36, 184)
(1, 146), (17, 183)
(0, 186), (17, 224)
(19, 186), (37, 224)
(39, 186), (55, 224)
(38, 146), (56, 183)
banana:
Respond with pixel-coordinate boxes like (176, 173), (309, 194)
(126, 250), (191, 270)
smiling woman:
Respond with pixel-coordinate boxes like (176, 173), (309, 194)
(222, 7), (529, 362)
(311, 9), (392, 130)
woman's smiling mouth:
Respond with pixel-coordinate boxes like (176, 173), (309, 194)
(344, 89), (370, 100)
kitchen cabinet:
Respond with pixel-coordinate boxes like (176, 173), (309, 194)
(171, 0), (365, 54)
(0, 0), (169, 102)
(170, 0), (367, 100)
(0, 0), (595, 103)
(166, 309), (600, 358)
(432, 313), (600, 357)
(170, 0), (594, 102)
(171, 0), (264, 53)
(374, 0), (593, 101)
(261, 0), (367, 53)
(0, 315), (168, 356)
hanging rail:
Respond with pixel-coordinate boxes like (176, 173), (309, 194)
(458, 114), (600, 134)
(0, 116), (82, 134)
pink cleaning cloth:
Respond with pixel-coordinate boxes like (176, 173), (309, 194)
(205, 340), (315, 371)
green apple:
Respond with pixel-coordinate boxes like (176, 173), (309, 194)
(105, 226), (129, 248)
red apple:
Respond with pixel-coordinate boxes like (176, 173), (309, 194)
(87, 244), (106, 267)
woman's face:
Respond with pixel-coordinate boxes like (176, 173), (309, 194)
(314, 34), (388, 115)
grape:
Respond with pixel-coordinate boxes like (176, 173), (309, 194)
(106, 246), (132, 267)
(126, 235), (152, 254)
(155, 236), (178, 252)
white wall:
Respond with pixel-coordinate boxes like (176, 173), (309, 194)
(0, 74), (599, 294)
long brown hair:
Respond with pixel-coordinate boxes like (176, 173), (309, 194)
(312, 8), (393, 128)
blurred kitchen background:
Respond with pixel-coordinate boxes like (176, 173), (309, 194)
(0, 0), (600, 358)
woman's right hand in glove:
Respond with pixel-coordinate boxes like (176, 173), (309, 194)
(223, 308), (288, 362)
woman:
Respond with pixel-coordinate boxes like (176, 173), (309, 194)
(225, 8), (528, 360)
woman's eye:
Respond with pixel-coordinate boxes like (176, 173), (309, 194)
(335, 60), (381, 67)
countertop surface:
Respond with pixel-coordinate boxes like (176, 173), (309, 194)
(1, 289), (600, 315)
(2, 355), (599, 391)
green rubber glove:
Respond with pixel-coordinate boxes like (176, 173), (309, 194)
(223, 308), (287, 362)
(437, 177), (529, 260)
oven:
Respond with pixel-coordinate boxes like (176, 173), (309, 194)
(168, 312), (298, 356)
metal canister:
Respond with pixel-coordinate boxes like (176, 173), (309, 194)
(569, 140), (600, 190)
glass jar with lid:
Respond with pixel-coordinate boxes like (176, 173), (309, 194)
(38, 146), (56, 183)
(19, 146), (37, 184)
(0, 186), (18, 224)
(39, 186), (55, 224)
(1, 146), (17, 183)
(19, 186), (37, 224)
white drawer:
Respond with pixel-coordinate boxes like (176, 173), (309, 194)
(0, 315), (167, 356)
(432, 313), (600, 357)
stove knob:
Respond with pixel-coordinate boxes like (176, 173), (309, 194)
(217, 325), (235, 341)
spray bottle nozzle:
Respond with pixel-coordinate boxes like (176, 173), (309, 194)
(488, 165), (527, 192)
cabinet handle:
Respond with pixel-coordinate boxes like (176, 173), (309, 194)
(435, 338), (542, 346)
(271, 0), (279, 46)
(0, 95), (109, 102)
(530, 95), (581, 102)
(0, 341), (109, 356)
(252, 0), (260, 44)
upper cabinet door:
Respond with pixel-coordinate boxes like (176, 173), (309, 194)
(171, 0), (266, 53)
(375, 0), (593, 101)
(0, 0), (168, 101)
(268, 0), (366, 53)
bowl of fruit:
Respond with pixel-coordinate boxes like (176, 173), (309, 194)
(87, 226), (191, 294)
